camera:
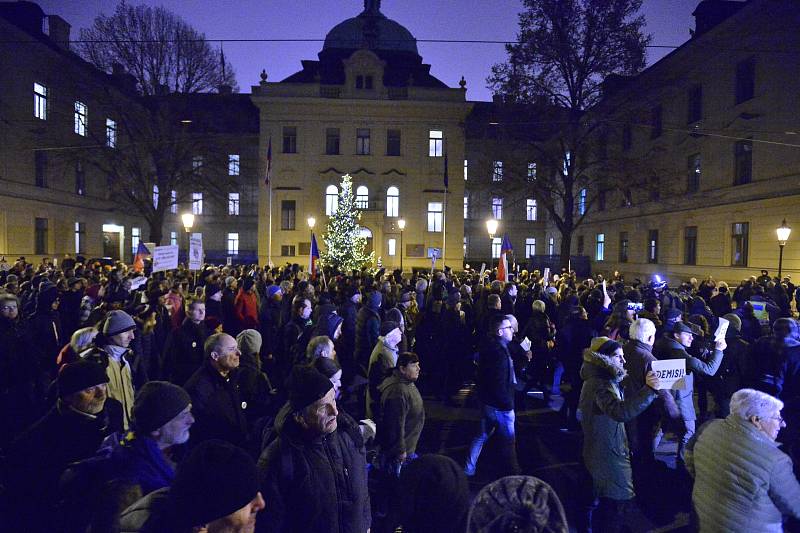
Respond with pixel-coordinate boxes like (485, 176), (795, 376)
(627, 302), (643, 312)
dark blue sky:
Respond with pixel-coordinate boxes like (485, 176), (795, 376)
(38, 0), (703, 101)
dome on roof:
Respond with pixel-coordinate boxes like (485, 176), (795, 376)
(323, 1), (418, 55)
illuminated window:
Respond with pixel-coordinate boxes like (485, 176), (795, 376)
(492, 237), (501, 258)
(386, 186), (399, 217)
(192, 192), (203, 215)
(429, 130), (443, 157)
(325, 185), (338, 215)
(492, 161), (503, 182)
(227, 233), (239, 255)
(526, 199), (537, 221)
(228, 154), (240, 176)
(34, 83), (47, 120)
(74, 101), (87, 136)
(427, 202), (442, 232)
(106, 118), (117, 148)
(228, 192), (240, 215)
(596, 233), (605, 261)
(491, 197), (503, 219)
(388, 238), (396, 256)
(170, 190), (177, 214)
(525, 238), (536, 258)
(356, 186), (369, 209)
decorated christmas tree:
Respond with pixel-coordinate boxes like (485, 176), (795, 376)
(321, 174), (374, 272)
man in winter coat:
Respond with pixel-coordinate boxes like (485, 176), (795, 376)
(377, 352), (424, 466)
(235, 277), (260, 331)
(355, 291), (382, 371)
(161, 300), (210, 386)
(256, 366), (371, 533)
(686, 388), (800, 532)
(366, 321), (402, 419)
(338, 286), (361, 378)
(579, 337), (660, 532)
(276, 296), (314, 388)
(653, 321), (725, 461)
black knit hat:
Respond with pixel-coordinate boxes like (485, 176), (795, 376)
(132, 381), (191, 433)
(396, 454), (470, 533)
(168, 440), (258, 527)
(288, 365), (333, 411)
(380, 320), (400, 337)
(467, 475), (568, 533)
(58, 360), (109, 398)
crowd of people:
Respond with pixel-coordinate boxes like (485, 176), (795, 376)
(0, 254), (799, 532)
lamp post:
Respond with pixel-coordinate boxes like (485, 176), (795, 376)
(398, 218), (406, 272)
(181, 212), (194, 265)
(777, 218), (791, 279)
(307, 216), (316, 242)
(486, 219), (498, 270)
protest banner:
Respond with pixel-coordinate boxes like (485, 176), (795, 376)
(189, 234), (203, 271)
(651, 359), (687, 390)
(152, 245), (179, 272)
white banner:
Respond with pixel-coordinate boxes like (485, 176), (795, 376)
(152, 245), (179, 272)
(189, 234), (203, 271)
(651, 359), (687, 390)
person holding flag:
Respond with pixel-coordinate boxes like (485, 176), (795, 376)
(497, 235), (513, 282)
(309, 232), (320, 281)
(133, 242), (150, 273)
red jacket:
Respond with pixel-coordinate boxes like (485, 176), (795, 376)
(234, 288), (259, 330)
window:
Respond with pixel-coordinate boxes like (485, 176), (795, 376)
(74, 161), (86, 196)
(525, 238), (536, 258)
(687, 153), (701, 193)
(731, 222), (749, 266)
(34, 82), (47, 120)
(355, 186), (369, 209)
(619, 232), (629, 263)
(577, 235), (585, 255)
(548, 237), (555, 256)
(735, 57), (755, 104)
(356, 75), (363, 89)
(131, 227), (141, 256)
(598, 190), (606, 211)
(492, 237), (501, 259)
(281, 200), (296, 230)
(684, 226), (698, 265)
(281, 245), (296, 257)
(647, 229), (659, 263)
(74, 101), (87, 136)
(527, 162), (536, 181)
(192, 156), (203, 174)
(429, 130), (443, 157)
(687, 85), (702, 124)
(35, 151), (47, 187)
(388, 238), (396, 256)
(325, 185), (338, 215)
(734, 139), (752, 185)
(492, 161), (503, 182)
(463, 195), (469, 219)
(622, 124), (632, 151)
(228, 154), (240, 175)
(387, 129), (401, 156)
(106, 118), (117, 148)
(578, 188), (587, 215)
(356, 129), (371, 155)
(427, 202), (443, 232)
(464, 159), (468, 180)
(74, 222), (85, 254)
(380, 186), (397, 217)
(355, 75), (374, 89)
(35, 218), (48, 254)
(192, 192), (203, 215)
(170, 231), (177, 246)
(563, 151), (571, 176)
(282, 126), (297, 153)
(227, 233), (239, 255)
(326, 128), (340, 155)
(526, 198), (537, 221)
(228, 192), (240, 215)
(650, 105), (662, 139)
(596, 233), (605, 261)
(152, 184), (159, 208)
(170, 190), (177, 214)
(491, 197), (503, 219)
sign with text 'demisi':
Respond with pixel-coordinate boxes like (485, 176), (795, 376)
(651, 359), (687, 390)
(152, 245), (179, 272)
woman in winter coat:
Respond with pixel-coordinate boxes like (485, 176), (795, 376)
(579, 336), (659, 532)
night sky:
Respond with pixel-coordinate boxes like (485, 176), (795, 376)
(36, 0), (704, 101)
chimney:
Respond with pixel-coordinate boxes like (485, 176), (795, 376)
(691, 0), (745, 38)
(47, 15), (71, 51)
(218, 84), (233, 95)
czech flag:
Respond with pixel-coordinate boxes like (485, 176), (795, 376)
(133, 242), (150, 273)
(309, 232), (320, 280)
(497, 234), (513, 283)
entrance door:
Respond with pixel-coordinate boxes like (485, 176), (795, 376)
(103, 231), (120, 260)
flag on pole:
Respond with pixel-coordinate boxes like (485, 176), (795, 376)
(265, 136), (272, 186)
(133, 242), (150, 273)
(309, 232), (320, 280)
(497, 234), (513, 283)
(443, 152), (449, 190)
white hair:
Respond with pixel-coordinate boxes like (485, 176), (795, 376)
(532, 300), (546, 313)
(415, 279), (428, 292)
(71, 327), (98, 352)
(629, 318), (656, 343)
(730, 389), (783, 421)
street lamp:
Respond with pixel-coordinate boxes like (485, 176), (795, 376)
(307, 216), (316, 240)
(181, 212), (194, 266)
(486, 219), (498, 269)
(398, 218), (406, 272)
(777, 218), (791, 279)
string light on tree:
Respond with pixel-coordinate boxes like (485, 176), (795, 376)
(321, 174), (374, 272)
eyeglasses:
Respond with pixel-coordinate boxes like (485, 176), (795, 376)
(499, 326), (514, 331)
(768, 416), (786, 425)
(0, 305), (17, 311)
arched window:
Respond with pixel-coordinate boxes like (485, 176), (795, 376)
(386, 186), (399, 217)
(325, 185), (338, 216)
(356, 185), (369, 209)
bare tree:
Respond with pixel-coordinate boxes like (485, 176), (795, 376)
(79, 1), (237, 95)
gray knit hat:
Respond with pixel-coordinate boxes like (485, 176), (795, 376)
(103, 310), (136, 337)
(467, 475), (568, 533)
(132, 381), (191, 433)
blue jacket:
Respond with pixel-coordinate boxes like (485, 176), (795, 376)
(96, 431), (176, 495)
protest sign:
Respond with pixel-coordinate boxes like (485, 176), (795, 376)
(749, 301), (769, 324)
(129, 276), (148, 291)
(651, 359), (687, 390)
(189, 234), (203, 271)
(152, 245), (178, 272)
(714, 317), (729, 343)
(542, 267), (550, 284)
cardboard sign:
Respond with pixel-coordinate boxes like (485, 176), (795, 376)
(129, 276), (148, 291)
(542, 267), (550, 284)
(714, 317), (729, 343)
(189, 234), (203, 271)
(479, 262), (486, 279)
(749, 300), (769, 324)
(520, 337), (532, 352)
(152, 245), (179, 272)
(651, 359), (686, 390)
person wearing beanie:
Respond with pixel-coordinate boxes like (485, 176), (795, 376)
(120, 439), (265, 532)
(5, 360), (115, 532)
(161, 300), (210, 387)
(236, 329), (277, 433)
(80, 309), (138, 430)
(467, 475), (567, 533)
(579, 336), (660, 531)
(355, 290), (382, 371)
(259, 283), (284, 366)
(366, 321), (402, 419)
(257, 366), (370, 533)
(28, 279), (63, 378)
(204, 281), (224, 329)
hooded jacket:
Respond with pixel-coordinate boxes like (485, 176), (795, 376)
(366, 337), (399, 419)
(377, 370), (424, 459)
(579, 349), (656, 500)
